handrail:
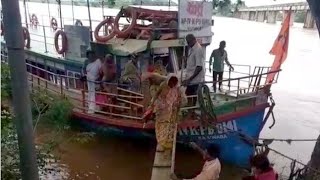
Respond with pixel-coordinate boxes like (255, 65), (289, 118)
(24, 62), (274, 121)
(192, 69), (281, 85)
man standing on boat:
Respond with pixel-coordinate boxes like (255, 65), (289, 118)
(182, 34), (205, 96)
(121, 53), (141, 91)
(82, 49), (102, 114)
(209, 41), (234, 92)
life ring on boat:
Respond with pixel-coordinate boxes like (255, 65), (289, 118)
(50, 17), (58, 31)
(75, 19), (83, 26)
(54, 30), (68, 54)
(94, 17), (116, 42)
(22, 27), (31, 49)
(30, 14), (39, 28)
(104, 16), (115, 36)
(114, 7), (137, 36)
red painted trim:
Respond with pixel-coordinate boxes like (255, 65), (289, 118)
(72, 103), (269, 130)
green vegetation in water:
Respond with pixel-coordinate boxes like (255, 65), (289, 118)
(1, 62), (96, 179)
(1, 63), (12, 99)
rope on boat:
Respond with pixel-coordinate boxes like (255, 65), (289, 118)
(268, 148), (320, 174)
(259, 138), (320, 144)
(196, 84), (320, 175)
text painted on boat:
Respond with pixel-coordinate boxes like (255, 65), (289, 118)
(178, 120), (238, 140)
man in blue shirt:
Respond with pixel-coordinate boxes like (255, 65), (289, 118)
(209, 41), (234, 92)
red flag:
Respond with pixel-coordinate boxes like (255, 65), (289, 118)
(266, 10), (291, 83)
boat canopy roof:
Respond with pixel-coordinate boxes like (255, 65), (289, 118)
(93, 39), (184, 56)
(93, 36), (212, 56)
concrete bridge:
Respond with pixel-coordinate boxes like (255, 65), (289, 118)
(235, 2), (316, 29)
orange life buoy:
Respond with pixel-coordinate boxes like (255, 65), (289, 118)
(50, 17), (58, 31)
(75, 19), (83, 26)
(22, 27), (31, 49)
(30, 14), (38, 28)
(114, 7), (137, 36)
(104, 16), (115, 36)
(54, 30), (68, 54)
(94, 17), (116, 42)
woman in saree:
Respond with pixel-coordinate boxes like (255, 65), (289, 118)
(148, 74), (187, 152)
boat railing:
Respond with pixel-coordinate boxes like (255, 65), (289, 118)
(23, 61), (146, 120)
(0, 53), (281, 120)
(204, 62), (252, 92)
(184, 68), (280, 111)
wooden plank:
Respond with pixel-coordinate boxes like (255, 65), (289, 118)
(150, 147), (172, 180)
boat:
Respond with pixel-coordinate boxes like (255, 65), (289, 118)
(0, 1), (281, 168)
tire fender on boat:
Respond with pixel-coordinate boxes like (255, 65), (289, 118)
(75, 19), (83, 26)
(94, 16), (116, 42)
(22, 27), (31, 49)
(30, 14), (38, 28)
(114, 7), (137, 36)
(54, 30), (68, 54)
(50, 17), (58, 31)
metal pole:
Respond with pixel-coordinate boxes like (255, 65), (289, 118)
(101, 0), (105, 19)
(23, 0), (29, 28)
(43, 25), (48, 53)
(1, 0), (39, 179)
(86, 0), (93, 41)
(57, 0), (63, 29)
(71, 0), (75, 24)
(47, 0), (51, 19)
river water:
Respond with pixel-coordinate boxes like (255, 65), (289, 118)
(14, 2), (320, 180)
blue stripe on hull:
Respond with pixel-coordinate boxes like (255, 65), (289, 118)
(75, 110), (266, 168)
(177, 110), (266, 167)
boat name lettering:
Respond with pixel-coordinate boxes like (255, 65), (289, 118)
(187, 1), (203, 17)
(178, 120), (238, 136)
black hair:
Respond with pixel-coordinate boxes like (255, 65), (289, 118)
(220, 41), (226, 45)
(186, 34), (196, 42)
(168, 76), (178, 86)
(250, 154), (271, 173)
(206, 144), (220, 158)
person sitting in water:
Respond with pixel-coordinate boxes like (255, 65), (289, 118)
(242, 154), (278, 180)
(121, 53), (141, 91)
(171, 142), (221, 180)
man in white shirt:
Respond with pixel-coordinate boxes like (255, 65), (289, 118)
(171, 143), (221, 180)
(182, 34), (205, 96)
(84, 49), (102, 114)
